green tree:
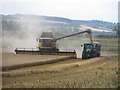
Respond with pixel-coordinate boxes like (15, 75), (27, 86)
(113, 23), (120, 37)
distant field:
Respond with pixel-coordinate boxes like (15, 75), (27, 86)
(94, 38), (118, 52)
(58, 37), (118, 54)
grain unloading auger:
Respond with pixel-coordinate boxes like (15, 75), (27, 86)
(15, 29), (101, 59)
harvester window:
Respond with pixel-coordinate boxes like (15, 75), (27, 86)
(42, 39), (53, 47)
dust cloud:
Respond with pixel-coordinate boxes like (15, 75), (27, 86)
(2, 17), (45, 53)
(2, 16), (91, 58)
(57, 38), (90, 58)
(57, 34), (91, 58)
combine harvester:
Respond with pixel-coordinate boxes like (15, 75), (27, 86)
(15, 29), (101, 59)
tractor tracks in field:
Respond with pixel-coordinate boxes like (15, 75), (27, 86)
(2, 55), (118, 77)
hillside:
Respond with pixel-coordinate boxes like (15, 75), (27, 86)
(1, 14), (115, 30)
(1, 14), (116, 38)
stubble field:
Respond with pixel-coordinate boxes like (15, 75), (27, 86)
(2, 52), (119, 88)
(2, 38), (119, 88)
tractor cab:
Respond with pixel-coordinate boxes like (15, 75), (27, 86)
(82, 43), (101, 59)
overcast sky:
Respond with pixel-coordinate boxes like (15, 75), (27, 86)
(0, 0), (119, 23)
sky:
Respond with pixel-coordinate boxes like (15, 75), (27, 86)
(0, 0), (119, 23)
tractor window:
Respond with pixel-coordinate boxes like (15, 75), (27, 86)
(85, 44), (93, 49)
(84, 44), (93, 52)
